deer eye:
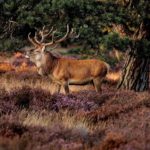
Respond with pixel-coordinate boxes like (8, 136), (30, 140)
(34, 50), (41, 54)
(30, 49), (35, 52)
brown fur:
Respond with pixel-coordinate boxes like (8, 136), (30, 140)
(26, 49), (109, 94)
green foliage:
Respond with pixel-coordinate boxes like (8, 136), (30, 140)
(132, 39), (150, 58)
(69, 47), (95, 55)
(0, 38), (25, 51)
(100, 32), (131, 51)
(99, 52), (118, 66)
(0, 0), (149, 58)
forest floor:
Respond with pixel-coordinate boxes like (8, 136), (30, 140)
(0, 52), (149, 150)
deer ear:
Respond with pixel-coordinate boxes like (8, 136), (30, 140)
(41, 46), (45, 52)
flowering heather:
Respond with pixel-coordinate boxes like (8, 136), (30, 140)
(0, 54), (150, 150)
(0, 86), (101, 114)
(0, 83), (149, 150)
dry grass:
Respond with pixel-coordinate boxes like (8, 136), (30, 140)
(18, 110), (91, 135)
(0, 72), (52, 92)
(106, 70), (121, 84)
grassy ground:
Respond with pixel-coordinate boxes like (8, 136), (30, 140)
(0, 52), (149, 150)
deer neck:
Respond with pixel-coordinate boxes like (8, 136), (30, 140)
(37, 51), (57, 76)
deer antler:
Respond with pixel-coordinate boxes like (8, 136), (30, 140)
(28, 24), (80, 49)
(33, 24), (70, 46)
(28, 33), (41, 47)
(38, 26), (55, 42)
(68, 28), (80, 39)
(44, 24), (69, 46)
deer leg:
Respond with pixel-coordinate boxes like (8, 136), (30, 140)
(55, 83), (61, 94)
(93, 77), (103, 92)
(62, 81), (70, 94)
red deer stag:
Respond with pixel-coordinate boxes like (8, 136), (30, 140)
(25, 25), (110, 94)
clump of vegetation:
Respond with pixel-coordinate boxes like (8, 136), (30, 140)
(0, 69), (149, 149)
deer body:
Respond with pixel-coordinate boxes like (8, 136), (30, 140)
(52, 58), (108, 84)
(25, 25), (109, 94)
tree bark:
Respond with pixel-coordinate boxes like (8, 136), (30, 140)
(117, 16), (150, 92)
(118, 50), (149, 91)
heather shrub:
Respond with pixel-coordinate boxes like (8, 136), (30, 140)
(0, 120), (106, 150)
(0, 86), (98, 114)
(0, 70), (150, 150)
(73, 90), (116, 106)
(12, 87), (32, 109)
(98, 132), (126, 150)
(3, 71), (40, 81)
(0, 137), (20, 150)
(0, 88), (15, 115)
(51, 93), (98, 112)
(0, 86), (53, 113)
(85, 90), (150, 123)
(0, 122), (28, 138)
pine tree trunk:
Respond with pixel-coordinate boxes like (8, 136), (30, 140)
(118, 50), (149, 91)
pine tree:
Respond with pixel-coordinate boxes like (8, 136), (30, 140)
(116, 0), (150, 91)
